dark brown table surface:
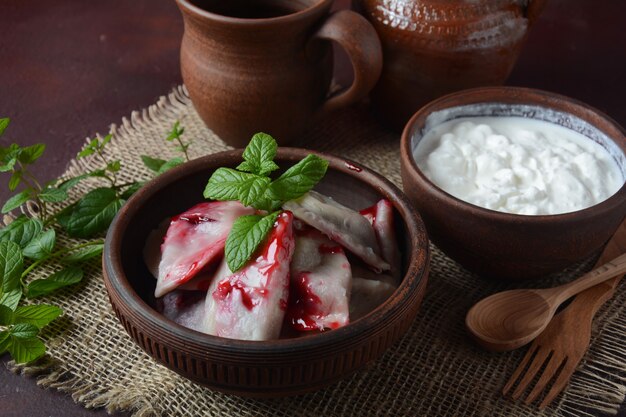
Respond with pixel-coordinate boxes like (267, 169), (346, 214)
(1, 0), (625, 416)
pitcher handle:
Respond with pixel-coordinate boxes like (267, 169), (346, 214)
(312, 10), (382, 114)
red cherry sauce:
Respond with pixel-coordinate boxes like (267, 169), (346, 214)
(359, 204), (377, 227)
(214, 279), (268, 310)
(344, 161), (362, 172)
(287, 272), (323, 331)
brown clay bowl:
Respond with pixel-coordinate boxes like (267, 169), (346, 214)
(400, 86), (626, 280)
(103, 148), (429, 397)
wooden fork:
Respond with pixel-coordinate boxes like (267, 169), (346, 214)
(502, 219), (626, 408)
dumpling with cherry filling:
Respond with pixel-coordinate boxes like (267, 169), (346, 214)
(287, 223), (352, 331)
(203, 211), (295, 341)
(154, 201), (254, 297)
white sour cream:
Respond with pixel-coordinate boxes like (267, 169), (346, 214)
(413, 117), (623, 215)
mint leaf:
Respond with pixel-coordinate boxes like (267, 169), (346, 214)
(54, 203), (76, 231)
(76, 147), (95, 159)
(7, 333), (46, 363)
(18, 144), (46, 164)
(238, 176), (271, 207)
(166, 121), (184, 141)
(120, 182), (143, 200)
(39, 187), (68, 203)
(0, 305), (14, 325)
(101, 134), (112, 147)
(63, 188), (123, 238)
(22, 229), (55, 260)
(10, 323), (39, 338)
(8, 172), (21, 191)
(0, 241), (23, 293)
(2, 189), (31, 213)
(267, 154), (328, 202)
(0, 330), (10, 353)
(62, 244), (103, 263)
(0, 216), (43, 248)
(27, 266), (83, 298)
(141, 155), (167, 173)
(0, 288), (21, 311)
(204, 168), (255, 201)
(12, 305), (63, 328)
(0, 144), (20, 172)
(157, 157), (184, 174)
(236, 133), (279, 175)
(225, 212), (279, 272)
(57, 174), (90, 191)
(107, 160), (121, 173)
(0, 118), (9, 136)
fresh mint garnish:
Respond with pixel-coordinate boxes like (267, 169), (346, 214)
(0, 118), (193, 363)
(267, 154), (329, 202)
(204, 133), (328, 272)
(225, 212), (280, 273)
(236, 132), (280, 176)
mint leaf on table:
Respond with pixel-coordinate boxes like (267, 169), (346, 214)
(8, 172), (21, 191)
(27, 266), (83, 298)
(0, 305), (14, 325)
(6, 326), (46, 364)
(225, 212), (279, 272)
(0, 288), (22, 311)
(0, 330), (10, 353)
(11, 305), (63, 328)
(62, 244), (104, 263)
(57, 174), (90, 192)
(158, 157), (184, 174)
(17, 144), (46, 165)
(39, 187), (68, 203)
(0, 216), (43, 248)
(166, 121), (184, 141)
(141, 155), (167, 173)
(267, 154), (329, 202)
(119, 182), (143, 200)
(0, 241), (23, 293)
(22, 229), (56, 260)
(0, 118), (9, 136)
(1, 189), (31, 213)
(63, 187), (124, 238)
(0, 144), (20, 172)
(236, 132), (279, 176)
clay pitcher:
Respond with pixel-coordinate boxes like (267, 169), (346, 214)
(353, 0), (549, 130)
(176, 0), (382, 147)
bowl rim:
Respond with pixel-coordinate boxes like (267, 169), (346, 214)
(400, 86), (626, 224)
(103, 147), (430, 353)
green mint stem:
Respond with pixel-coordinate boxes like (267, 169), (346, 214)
(20, 240), (105, 279)
(176, 138), (190, 161)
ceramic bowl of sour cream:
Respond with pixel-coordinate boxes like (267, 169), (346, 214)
(400, 86), (626, 280)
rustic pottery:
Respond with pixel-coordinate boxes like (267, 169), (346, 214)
(103, 148), (430, 397)
(354, 0), (549, 130)
(176, 0), (382, 147)
(400, 87), (626, 280)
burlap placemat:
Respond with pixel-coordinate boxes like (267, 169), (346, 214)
(11, 86), (626, 417)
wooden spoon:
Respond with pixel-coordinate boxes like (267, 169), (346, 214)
(465, 252), (626, 352)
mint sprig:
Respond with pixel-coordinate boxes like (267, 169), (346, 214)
(0, 118), (194, 363)
(204, 133), (328, 272)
